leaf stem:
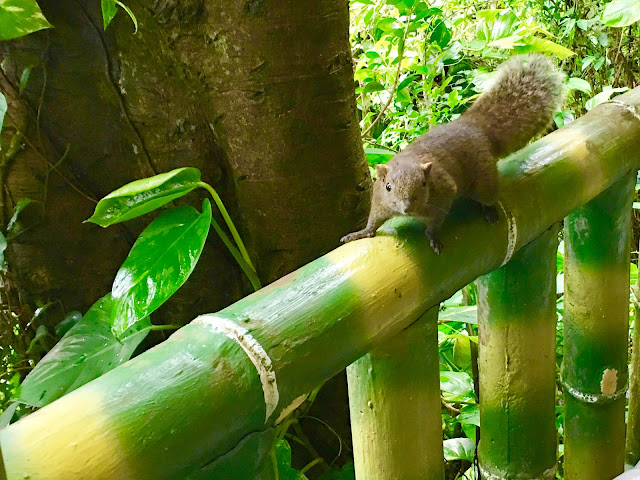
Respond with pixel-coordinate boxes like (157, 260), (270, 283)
(198, 182), (255, 270)
(210, 217), (262, 291)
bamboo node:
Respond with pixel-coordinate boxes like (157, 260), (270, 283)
(605, 99), (640, 123)
(192, 315), (280, 423)
(478, 462), (557, 480)
(561, 378), (627, 404)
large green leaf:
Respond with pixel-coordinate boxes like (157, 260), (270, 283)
(567, 77), (592, 94)
(111, 201), (212, 334)
(16, 294), (151, 408)
(0, 0), (52, 41)
(456, 404), (480, 427)
(443, 437), (476, 462)
(602, 0), (640, 27)
(515, 36), (575, 59)
(87, 167), (203, 227)
(475, 9), (518, 42)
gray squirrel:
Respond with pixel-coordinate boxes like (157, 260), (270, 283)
(342, 54), (566, 254)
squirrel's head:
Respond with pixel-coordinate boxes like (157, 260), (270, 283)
(375, 162), (433, 216)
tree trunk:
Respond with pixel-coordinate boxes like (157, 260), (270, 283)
(0, 0), (369, 339)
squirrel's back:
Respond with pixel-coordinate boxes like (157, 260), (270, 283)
(462, 54), (565, 159)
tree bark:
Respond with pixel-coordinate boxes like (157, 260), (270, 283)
(0, 0), (369, 340)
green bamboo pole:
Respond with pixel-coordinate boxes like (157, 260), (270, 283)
(1, 91), (640, 479)
(346, 308), (444, 480)
(627, 240), (640, 467)
(476, 225), (559, 480)
(562, 171), (635, 480)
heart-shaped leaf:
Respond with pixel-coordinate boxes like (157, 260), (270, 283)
(0, 0), (52, 41)
(111, 201), (212, 334)
(16, 294), (151, 408)
(443, 437), (476, 462)
(87, 167), (203, 227)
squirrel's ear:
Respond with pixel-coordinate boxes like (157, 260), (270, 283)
(375, 164), (389, 177)
(420, 162), (433, 177)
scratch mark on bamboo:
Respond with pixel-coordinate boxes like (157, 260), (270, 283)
(498, 201), (518, 266)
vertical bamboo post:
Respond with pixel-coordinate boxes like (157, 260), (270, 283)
(562, 171), (634, 480)
(347, 308), (444, 480)
(476, 225), (559, 480)
(627, 239), (640, 467)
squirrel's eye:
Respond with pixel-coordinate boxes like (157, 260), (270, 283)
(422, 181), (427, 187)
(386, 183), (392, 192)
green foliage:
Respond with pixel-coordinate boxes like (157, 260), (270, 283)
(16, 295), (151, 408)
(443, 437), (476, 462)
(87, 167), (202, 227)
(352, 0), (639, 163)
(4, 168), (255, 417)
(601, 0), (640, 27)
(0, 0), (52, 41)
(111, 202), (211, 333)
(273, 439), (309, 480)
(0, 231), (6, 270)
(101, 0), (138, 32)
(88, 167), (260, 290)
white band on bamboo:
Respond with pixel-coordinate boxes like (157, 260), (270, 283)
(497, 201), (518, 266)
(193, 315), (279, 423)
(562, 380), (627, 404)
(479, 463), (557, 480)
(606, 99), (640, 123)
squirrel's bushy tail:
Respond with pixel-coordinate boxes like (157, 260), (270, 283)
(464, 54), (566, 158)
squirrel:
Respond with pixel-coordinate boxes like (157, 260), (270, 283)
(341, 54), (566, 254)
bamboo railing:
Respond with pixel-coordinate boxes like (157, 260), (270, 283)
(1, 89), (640, 480)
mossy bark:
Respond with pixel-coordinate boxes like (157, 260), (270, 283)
(477, 225), (559, 480)
(562, 172), (634, 480)
(346, 308), (444, 480)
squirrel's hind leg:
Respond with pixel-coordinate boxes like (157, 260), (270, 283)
(469, 163), (499, 224)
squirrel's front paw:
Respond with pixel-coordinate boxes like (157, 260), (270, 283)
(341, 230), (374, 243)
